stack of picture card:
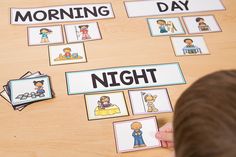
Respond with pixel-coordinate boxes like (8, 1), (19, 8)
(0, 71), (54, 111)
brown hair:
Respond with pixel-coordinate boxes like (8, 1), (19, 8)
(100, 96), (110, 102)
(63, 47), (71, 52)
(174, 70), (236, 157)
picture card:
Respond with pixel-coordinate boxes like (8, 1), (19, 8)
(124, 0), (225, 17)
(147, 17), (185, 36)
(66, 63), (186, 94)
(27, 25), (64, 46)
(129, 88), (173, 115)
(48, 43), (87, 66)
(1, 71), (34, 111)
(183, 15), (222, 34)
(113, 116), (161, 153)
(171, 36), (209, 56)
(11, 3), (114, 25)
(8, 76), (52, 106)
(84, 91), (129, 120)
(64, 22), (102, 43)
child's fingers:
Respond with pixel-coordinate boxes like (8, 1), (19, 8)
(161, 141), (174, 148)
(156, 132), (173, 142)
(166, 141), (174, 148)
(160, 122), (173, 132)
(161, 141), (168, 148)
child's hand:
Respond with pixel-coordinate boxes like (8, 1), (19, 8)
(156, 122), (174, 148)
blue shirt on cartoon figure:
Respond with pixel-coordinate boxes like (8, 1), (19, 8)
(41, 32), (48, 39)
(156, 20), (168, 33)
(159, 25), (168, 33)
(33, 80), (45, 96)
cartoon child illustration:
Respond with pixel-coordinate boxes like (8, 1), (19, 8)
(156, 20), (168, 33)
(54, 47), (83, 62)
(95, 96), (120, 116)
(131, 122), (146, 148)
(196, 17), (211, 31)
(182, 38), (202, 54)
(78, 25), (91, 40)
(40, 28), (52, 43)
(63, 47), (72, 59)
(144, 94), (158, 112)
(97, 96), (113, 109)
(33, 80), (45, 97)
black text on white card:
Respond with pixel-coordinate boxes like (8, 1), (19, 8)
(11, 3), (114, 24)
(124, 0), (225, 17)
(65, 63), (186, 94)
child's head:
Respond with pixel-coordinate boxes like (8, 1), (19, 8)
(174, 70), (236, 157)
(144, 94), (157, 103)
(79, 25), (89, 30)
(184, 38), (193, 45)
(33, 80), (44, 87)
(196, 17), (205, 23)
(156, 20), (166, 25)
(40, 28), (52, 34)
(100, 96), (110, 103)
(131, 122), (142, 131)
(63, 47), (71, 53)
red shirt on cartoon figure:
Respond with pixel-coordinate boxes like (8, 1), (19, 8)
(63, 47), (72, 59)
(79, 25), (91, 40)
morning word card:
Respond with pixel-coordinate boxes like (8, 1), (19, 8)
(147, 17), (185, 36)
(171, 36), (209, 56)
(84, 91), (129, 120)
(27, 25), (64, 46)
(129, 88), (173, 115)
(8, 75), (53, 106)
(183, 15), (222, 34)
(48, 43), (87, 66)
(64, 22), (102, 43)
(11, 3), (114, 25)
(113, 116), (161, 153)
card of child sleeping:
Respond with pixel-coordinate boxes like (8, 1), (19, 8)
(27, 25), (64, 46)
(8, 76), (53, 106)
(171, 36), (210, 56)
(183, 15), (222, 34)
(113, 116), (161, 153)
(84, 91), (129, 120)
(64, 22), (102, 43)
(128, 88), (173, 115)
